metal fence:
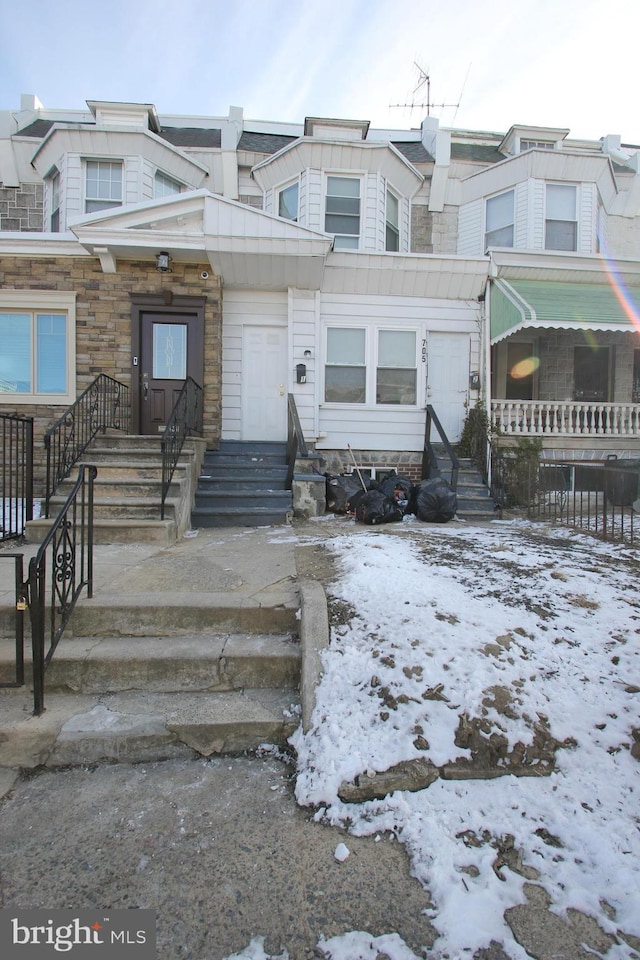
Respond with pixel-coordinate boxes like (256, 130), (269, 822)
(1, 414), (34, 542)
(491, 453), (639, 545)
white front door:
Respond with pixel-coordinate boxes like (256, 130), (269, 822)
(426, 333), (470, 441)
(241, 326), (288, 440)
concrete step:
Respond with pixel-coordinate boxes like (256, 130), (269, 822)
(191, 505), (293, 528)
(55, 477), (185, 499)
(24, 517), (177, 546)
(194, 490), (292, 509)
(0, 633), (300, 693)
(0, 687), (300, 767)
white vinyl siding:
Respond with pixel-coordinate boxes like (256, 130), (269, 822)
(457, 199), (483, 255)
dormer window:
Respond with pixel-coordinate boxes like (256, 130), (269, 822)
(325, 175), (360, 249)
(385, 189), (399, 251)
(485, 190), (514, 249)
(85, 160), (122, 213)
(520, 140), (555, 152)
(545, 184), (577, 251)
(278, 181), (299, 221)
(154, 171), (182, 198)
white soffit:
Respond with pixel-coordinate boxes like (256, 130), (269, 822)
(323, 252), (489, 299)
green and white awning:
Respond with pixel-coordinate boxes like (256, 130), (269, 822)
(490, 279), (640, 343)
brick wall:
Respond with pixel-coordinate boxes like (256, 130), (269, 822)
(0, 183), (44, 231)
(0, 255), (222, 492)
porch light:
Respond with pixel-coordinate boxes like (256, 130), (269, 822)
(155, 251), (172, 272)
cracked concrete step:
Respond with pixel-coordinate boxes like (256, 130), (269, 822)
(0, 633), (301, 692)
(0, 687), (300, 768)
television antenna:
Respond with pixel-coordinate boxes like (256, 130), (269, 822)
(390, 61), (470, 120)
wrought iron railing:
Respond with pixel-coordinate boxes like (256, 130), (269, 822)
(0, 554), (27, 689)
(161, 377), (203, 520)
(1, 414), (34, 541)
(286, 393), (309, 489)
(44, 374), (129, 517)
(490, 452), (639, 545)
(422, 405), (459, 489)
(28, 464), (97, 716)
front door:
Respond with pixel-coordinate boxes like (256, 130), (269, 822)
(241, 326), (288, 440)
(426, 332), (470, 441)
(139, 310), (203, 434)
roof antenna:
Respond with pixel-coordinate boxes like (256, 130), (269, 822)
(390, 61), (470, 119)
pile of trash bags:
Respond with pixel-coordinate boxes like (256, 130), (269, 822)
(325, 470), (457, 525)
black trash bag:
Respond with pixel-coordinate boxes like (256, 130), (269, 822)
(414, 478), (458, 523)
(325, 473), (373, 514)
(377, 472), (414, 515)
(354, 490), (404, 525)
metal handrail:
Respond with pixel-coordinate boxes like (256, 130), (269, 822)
(44, 374), (129, 516)
(422, 405), (459, 490)
(286, 393), (309, 489)
(28, 464), (97, 716)
(161, 377), (203, 520)
(1, 414), (33, 541)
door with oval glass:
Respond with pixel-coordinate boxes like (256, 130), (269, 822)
(139, 310), (203, 434)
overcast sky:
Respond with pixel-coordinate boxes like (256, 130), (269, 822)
(2, 0), (639, 144)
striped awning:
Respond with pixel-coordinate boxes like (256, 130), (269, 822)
(490, 278), (640, 343)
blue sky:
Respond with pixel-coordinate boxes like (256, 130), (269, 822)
(2, 0), (639, 143)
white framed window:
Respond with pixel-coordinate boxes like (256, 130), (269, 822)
(520, 139), (555, 151)
(154, 170), (183, 198)
(278, 181), (299, 221)
(325, 175), (360, 249)
(545, 184), (577, 251)
(0, 291), (76, 405)
(324, 326), (418, 405)
(325, 327), (366, 402)
(485, 190), (514, 249)
(85, 160), (123, 214)
(50, 171), (60, 232)
(376, 330), (417, 404)
(385, 189), (400, 251)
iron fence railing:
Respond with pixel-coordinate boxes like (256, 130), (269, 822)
(44, 374), (129, 517)
(422, 405), (459, 489)
(286, 393), (309, 489)
(490, 452), (639, 545)
(28, 464), (97, 715)
(1, 414), (34, 541)
(161, 377), (203, 520)
(0, 554), (27, 688)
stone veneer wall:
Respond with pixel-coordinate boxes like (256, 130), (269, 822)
(320, 449), (424, 482)
(537, 329), (639, 403)
(0, 183), (44, 231)
(0, 255), (222, 493)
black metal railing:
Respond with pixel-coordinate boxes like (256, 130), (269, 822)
(0, 554), (27, 688)
(286, 393), (309, 489)
(44, 374), (129, 517)
(422, 405), (459, 490)
(490, 452), (639, 545)
(161, 377), (203, 520)
(1, 414), (34, 542)
(28, 464), (97, 716)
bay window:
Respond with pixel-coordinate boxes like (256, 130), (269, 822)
(155, 170), (182, 198)
(278, 181), (299, 221)
(325, 176), (360, 249)
(0, 292), (76, 404)
(545, 184), (577, 251)
(385, 189), (400, 251)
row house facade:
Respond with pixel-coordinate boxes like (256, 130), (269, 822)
(1, 94), (640, 494)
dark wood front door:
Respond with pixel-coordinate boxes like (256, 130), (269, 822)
(135, 304), (204, 435)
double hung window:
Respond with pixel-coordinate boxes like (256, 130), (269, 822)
(0, 293), (76, 403)
(325, 327), (417, 405)
(50, 172), (60, 232)
(155, 171), (182, 198)
(85, 160), (123, 214)
(325, 176), (360, 249)
(385, 189), (400, 251)
(485, 190), (514, 249)
(545, 184), (577, 251)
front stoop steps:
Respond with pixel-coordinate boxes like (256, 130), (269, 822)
(433, 451), (499, 521)
(192, 440), (293, 528)
(0, 602), (301, 769)
(25, 434), (205, 546)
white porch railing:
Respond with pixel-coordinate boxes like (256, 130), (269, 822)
(491, 400), (640, 437)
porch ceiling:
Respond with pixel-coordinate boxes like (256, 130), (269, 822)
(490, 278), (640, 343)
